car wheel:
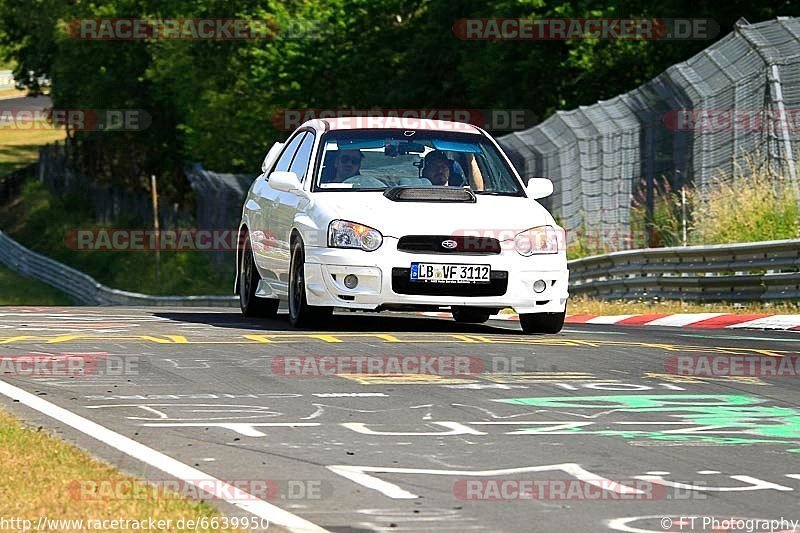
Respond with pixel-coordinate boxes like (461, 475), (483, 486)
(452, 307), (492, 324)
(239, 237), (279, 318)
(519, 310), (566, 334)
(288, 238), (333, 328)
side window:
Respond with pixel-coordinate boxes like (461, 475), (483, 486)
(271, 133), (307, 175)
(288, 133), (315, 182)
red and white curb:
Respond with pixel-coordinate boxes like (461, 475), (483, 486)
(418, 312), (800, 331)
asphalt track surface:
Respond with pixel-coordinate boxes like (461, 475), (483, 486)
(1, 307), (799, 533)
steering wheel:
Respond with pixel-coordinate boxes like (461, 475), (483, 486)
(343, 175), (388, 188)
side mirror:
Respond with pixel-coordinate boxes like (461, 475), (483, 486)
(269, 171), (302, 193)
(261, 142), (284, 173)
(526, 177), (554, 199)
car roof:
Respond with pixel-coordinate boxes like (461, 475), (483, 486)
(302, 117), (483, 135)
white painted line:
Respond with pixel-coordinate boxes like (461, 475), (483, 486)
(328, 463), (646, 500)
(585, 315), (637, 325)
(643, 313), (725, 327)
(726, 315), (800, 330)
(0, 380), (328, 533)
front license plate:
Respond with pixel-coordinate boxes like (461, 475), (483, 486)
(410, 263), (491, 283)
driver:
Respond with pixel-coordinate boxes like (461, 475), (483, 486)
(422, 150), (466, 186)
(330, 149), (363, 182)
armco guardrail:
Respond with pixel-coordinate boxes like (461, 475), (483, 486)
(0, 230), (237, 306)
(568, 239), (800, 302)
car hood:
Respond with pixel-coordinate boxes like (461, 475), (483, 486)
(319, 192), (554, 238)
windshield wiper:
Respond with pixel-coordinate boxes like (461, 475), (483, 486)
(474, 191), (516, 196)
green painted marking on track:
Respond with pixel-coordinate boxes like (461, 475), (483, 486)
(496, 394), (800, 448)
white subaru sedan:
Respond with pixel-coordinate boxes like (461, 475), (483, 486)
(235, 118), (569, 333)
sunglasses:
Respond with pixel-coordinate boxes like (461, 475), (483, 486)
(338, 155), (361, 165)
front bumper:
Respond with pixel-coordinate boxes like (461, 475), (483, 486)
(303, 238), (568, 314)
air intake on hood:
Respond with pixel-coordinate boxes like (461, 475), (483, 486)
(383, 186), (476, 203)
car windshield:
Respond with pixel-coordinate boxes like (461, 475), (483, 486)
(314, 130), (524, 195)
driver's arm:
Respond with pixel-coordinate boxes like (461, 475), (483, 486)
(466, 154), (485, 190)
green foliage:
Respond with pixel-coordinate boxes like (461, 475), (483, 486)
(630, 177), (689, 248)
(2, 0), (797, 190)
(1, 180), (233, 295)
(0, 263), (74, 305)
(689, 156), (800, 244)
(623, 154), (800, 248)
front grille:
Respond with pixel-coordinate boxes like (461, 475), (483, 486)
(392, 268), (508, 296)
(397, 235), (501, 255)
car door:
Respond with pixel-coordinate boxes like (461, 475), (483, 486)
(252, 132), (306, 286)
(271, 131), (316, 281)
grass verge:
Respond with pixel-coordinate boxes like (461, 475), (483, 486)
(0, 120), (66, 177)
(0, 409), (244, 532)
(0, 122), (233, 298)
(0, 263), (73, 305)
(0, 88), (27, 99)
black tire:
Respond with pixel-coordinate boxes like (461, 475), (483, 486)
(239, 237), (279, 318)
(452, 307), (492, 324)
(519, 311), (566, 334)
(288, 238), (333, 328)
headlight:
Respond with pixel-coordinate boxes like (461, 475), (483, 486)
(328, 220), (383, 252)
(514, 225), (561, 256)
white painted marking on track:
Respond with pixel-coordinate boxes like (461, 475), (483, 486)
(0, 380), (328, 533)
(727, 315), (800, 330)
(585, 315), (637, 324)
(643, 313), (725, 327)
(328, 463), (646, 500)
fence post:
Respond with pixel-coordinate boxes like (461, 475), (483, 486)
(767, 64), (799, 205)
(150, 174), (161, 285)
